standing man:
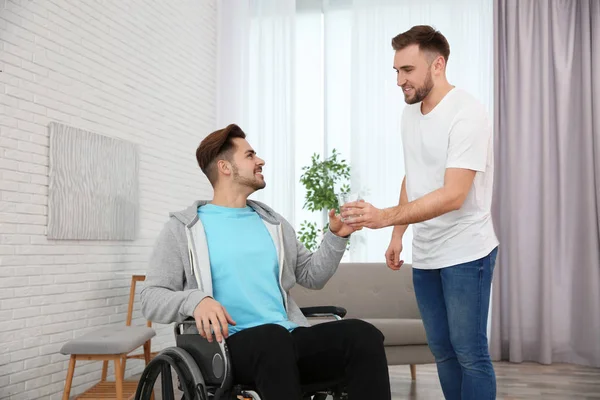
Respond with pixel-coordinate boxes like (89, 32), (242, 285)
(341, 25), (498, 400)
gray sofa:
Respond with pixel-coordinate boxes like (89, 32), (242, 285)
(290, 263), (434, 379)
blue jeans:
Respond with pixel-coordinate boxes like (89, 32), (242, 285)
(413, 247), (498, 400)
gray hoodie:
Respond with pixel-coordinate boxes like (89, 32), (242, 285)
(141, 200), (349, 328)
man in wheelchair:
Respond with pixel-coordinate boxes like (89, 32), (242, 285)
(141, 124), (391, 399)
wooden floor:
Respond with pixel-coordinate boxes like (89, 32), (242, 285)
(131, 362), (600, 399)
(390, 362), (600, 399)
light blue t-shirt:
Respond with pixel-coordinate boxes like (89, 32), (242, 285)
(198, 204), (298, 335)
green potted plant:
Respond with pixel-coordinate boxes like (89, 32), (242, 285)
(297, 149), (350, 251)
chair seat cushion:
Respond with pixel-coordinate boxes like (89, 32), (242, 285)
(60, 326), (156, 355)
(361, 318), (428, 346)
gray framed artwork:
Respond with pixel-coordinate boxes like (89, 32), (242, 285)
(48, 122), (138, 240)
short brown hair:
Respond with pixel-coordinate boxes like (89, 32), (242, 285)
(391, 25), (450, 63)
(196, 124), (246, 185)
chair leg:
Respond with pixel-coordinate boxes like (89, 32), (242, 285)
(143, 340), (151, 365)
(114, 357), (124, 400)
(101, 360), (108, 381)
(62, 355), (76, 400)
(410, 364), (416, 381)
(121, 355), (127, 382)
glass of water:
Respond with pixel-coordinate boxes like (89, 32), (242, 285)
(336, 192), (362, 222)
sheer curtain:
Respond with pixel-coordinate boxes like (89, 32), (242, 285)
(217, 0), (297, 222)
(217, 0), (493, 264)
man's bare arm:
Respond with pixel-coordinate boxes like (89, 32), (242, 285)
(383, 168), (476, 227)
(391, 176), (409, 238)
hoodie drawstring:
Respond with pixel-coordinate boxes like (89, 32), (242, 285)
(185, 227), (195, 276)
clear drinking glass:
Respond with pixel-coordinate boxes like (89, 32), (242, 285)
(336, 192), (362, 222)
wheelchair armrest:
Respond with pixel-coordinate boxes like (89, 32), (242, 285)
(300, 306), (347, 320)
(175, 317), (197, 334)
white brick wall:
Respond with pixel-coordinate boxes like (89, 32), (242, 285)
(0, 0), (217, 398)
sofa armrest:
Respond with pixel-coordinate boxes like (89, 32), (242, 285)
(300, 306), (347, 320)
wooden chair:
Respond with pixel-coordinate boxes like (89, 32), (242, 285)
(118, 275), (159, 381)
(60, 274), (156, 400)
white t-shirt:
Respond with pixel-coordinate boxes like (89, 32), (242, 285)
(401, 88), (499, 270)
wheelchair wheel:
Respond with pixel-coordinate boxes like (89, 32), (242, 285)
(135, 347), (209, 400)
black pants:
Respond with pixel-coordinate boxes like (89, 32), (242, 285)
(225, 319), (391, 400)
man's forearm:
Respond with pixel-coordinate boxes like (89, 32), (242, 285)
(383, 186), (459, 227)
(392, 177), (409, 238)
(295, 230), (347, 290)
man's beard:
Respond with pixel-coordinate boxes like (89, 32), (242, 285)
(232, 163), (266, 190)
(404, 70), (434, 105)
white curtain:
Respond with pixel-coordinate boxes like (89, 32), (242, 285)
(217, 0), (297, 222)
(217, 0), (493, 263)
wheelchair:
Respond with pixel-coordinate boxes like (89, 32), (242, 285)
(134, 306), (349, 400)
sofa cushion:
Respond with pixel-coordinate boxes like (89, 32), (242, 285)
(362, 318), (428, 346)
